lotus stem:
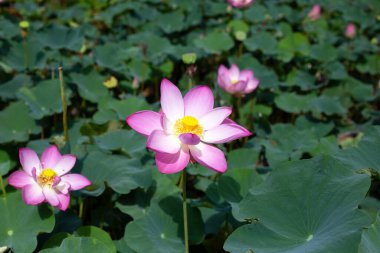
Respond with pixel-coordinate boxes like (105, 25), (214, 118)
(181, 170), (189, 253)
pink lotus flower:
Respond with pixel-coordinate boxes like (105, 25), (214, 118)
(217, 64), (259, 96)
(227, 0), (254, 8)
(345, 23), (356, 38)
(307, 5), (321, 21)
(126, 79), (251, 174)
(8, 146), (91, 211)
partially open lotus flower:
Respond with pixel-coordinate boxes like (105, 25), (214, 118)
(227, 0), (254, 8)
(217, 64), (259, 96)
(127, 79), (251, 174)
(8, 146), (91, 211)
(307, 5), (321, 21)
(345, 23), (356, 38)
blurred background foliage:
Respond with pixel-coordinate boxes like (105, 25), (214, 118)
(0, 0), (380, 252)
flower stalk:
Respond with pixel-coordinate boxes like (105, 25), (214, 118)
(181, 169), (189, 253)
(0, 176), (6, 198)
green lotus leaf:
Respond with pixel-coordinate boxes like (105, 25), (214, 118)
(81, 151), (152, 196)
(18, 79), (72, 119)
(0, 102), (40, 144)
(224, 156), (371, 253)
(0, 191), (55, 253)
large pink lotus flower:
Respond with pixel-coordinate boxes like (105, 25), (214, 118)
(8, 146), (91, 211)
(227, 0), (254, 8)
(345, 23), (356, 38)
(307, 5), (321, 21)
(127, 79), (251, 174)
(217, 64), (259, 96)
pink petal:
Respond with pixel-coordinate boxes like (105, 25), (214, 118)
(147, 130), (181, 154)
(61, 174), (91, 190)
(184, 85), (214, 118)
(126, 110), (163, 137)
(199, 107), (232, 130)
(43, 187), (60, 206)
(41, 145), (62, 169)
(179, 133), (200, 145)
(56, 193), (70, 211)
(19, 148), (41, 176)
(55, 181), (70, 194)
(218, 65), (228, 77)
(163, 115), (175, 134)
(189, 143), (227, 173)
(8, 171), (34, 189)
(233, 81), (248, 93)
(203, 123), (251, 144)
(244, 78), (259, 93)
(22, 183), (45, 205)
(160, 79), (184, 122)
(239, 70), (253, 81)
(218, 72), (230, 90)
(229, 64), (240, 81)
(53, 155), (76, 176)
(155, 147), (190, 174)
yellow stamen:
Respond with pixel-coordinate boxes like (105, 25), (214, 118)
(174, 116), (203, 136)
(38, 168), (57, 186)
(231, 79), (239, 85)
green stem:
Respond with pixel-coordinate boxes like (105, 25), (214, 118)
(23, 37), (28, 69)
(58, 67), (69, 142)
(188, 76), (193, 90)
(0, 176), (6, 198)
(181, 170), (189, 253)
(79, 198), (84, 219)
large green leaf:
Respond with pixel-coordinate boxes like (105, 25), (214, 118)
(0, 191), (55, 253)
(38, 24), (84, 51)
(194, 31), (234, 54)
(0, 102), (40, 144)
(224, 156), (371, 253)
(94, 129), (146, 156)
(333, 126), (380, 173)
(18, 79), (72, 119)
(4, 39), (46, 71)
(277, 32), (310, 62)
(81, 151), (152, 196)
(40, 237), (111, 253)
(0, 74), (31, 100)
(359, 211), (380, 253)
(121, 198), (204, 252)
(0, 150), (15, 176)
(244, 31), (277, 55)
(70, 71), (111, 103)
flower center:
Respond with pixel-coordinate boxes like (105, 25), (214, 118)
(231, 78), (239, 85)
(174, 116), (203, 136)
(38, 168), (57, 186)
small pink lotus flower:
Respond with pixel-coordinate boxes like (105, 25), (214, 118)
(8, 146), (91, 211)
(127, 79), (251, 174)
(307, 5), (321, 21)
(227, 0), (254, 8)
(217, 64), (259, 96)
(345, 23), (356, 38)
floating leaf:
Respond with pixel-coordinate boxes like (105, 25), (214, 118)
(0, 191), (55, 253)
(195, 31), (234, 54)
(0, 102), (40, 144)
(359, 211), (380, 253)
(71, 71), (111, 103)
(224, 156), (371, 253)
(81, 151), (152, 196)
(18, 79), (72, 119)
(38, 24), (84, 51)
(244, 31), (277, 55)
